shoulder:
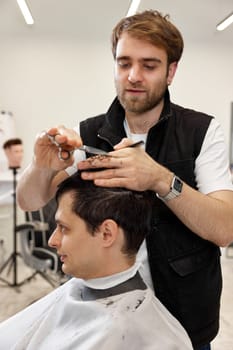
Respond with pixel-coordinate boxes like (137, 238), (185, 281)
(169, 103), (214, 149)
(171, 102), (213, 127)
(107, 288), (192, 349)
(80, 113), (106, 128)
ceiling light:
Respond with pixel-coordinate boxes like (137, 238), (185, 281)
(126, 0), (141, 17)
(216, 12), (233, 31)
(17, 0), (34, 25)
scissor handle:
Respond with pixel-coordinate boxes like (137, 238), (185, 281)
(46, 133), (73, 161)
(58, 147), (74, 161)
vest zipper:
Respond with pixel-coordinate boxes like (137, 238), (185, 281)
(97, 134), (115, 148)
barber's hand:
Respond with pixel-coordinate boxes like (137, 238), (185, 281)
(113, 137), (138, 150)
(78, 138), (172, 194)
(33, 125), (82, 171)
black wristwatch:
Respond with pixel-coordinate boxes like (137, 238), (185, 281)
(156, 175), (183, 202)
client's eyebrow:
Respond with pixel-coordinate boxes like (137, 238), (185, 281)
(54, 218), (66, 226)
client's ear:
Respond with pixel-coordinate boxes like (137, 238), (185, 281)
(99, 219), (119, 247)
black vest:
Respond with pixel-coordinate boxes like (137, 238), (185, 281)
(80, 91), (222, 349)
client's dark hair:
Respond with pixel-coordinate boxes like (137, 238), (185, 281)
(56, 172), (153, 256)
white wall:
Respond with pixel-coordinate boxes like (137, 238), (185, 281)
(171, 42), (233, 152)
(1, 34), (233, 167)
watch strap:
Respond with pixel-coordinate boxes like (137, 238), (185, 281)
(156, 175), (183, 202)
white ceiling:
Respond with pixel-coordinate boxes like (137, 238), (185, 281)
(0, 0), (232, 44)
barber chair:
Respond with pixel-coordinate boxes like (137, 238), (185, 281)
(19, 198), (67, 287)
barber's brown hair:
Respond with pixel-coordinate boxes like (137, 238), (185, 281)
(111, 10), (184, 65)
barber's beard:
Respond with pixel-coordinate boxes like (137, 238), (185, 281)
(117, 82), (167, 115)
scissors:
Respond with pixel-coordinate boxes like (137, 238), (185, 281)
(46, 133), (144, 161)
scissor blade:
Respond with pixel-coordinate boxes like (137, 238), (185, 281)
(78, 140), (144, 156)
(78, 145), (108, 155)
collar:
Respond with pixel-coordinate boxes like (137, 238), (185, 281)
(158, 88), (172, 121)
(83, 262), (141, 289)
(81, 271), (146, 301)
(98, 89), (172, 146)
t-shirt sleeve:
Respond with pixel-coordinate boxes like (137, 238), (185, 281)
(195, 118), (233, 194)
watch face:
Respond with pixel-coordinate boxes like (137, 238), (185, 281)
(174, 177), (183, 192)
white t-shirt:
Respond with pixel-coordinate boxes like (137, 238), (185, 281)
(65, 118), (233, 290)
(0, 264), (192, 350)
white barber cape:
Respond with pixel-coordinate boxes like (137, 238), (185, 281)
(0, 265), (192, 350)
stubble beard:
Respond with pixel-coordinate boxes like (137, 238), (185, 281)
(117, 82), (167, 115)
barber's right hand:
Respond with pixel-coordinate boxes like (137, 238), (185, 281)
(33, 125), (83, 171)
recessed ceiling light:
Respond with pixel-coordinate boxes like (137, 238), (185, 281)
(126, 0), (141, 17)
(217, 12), (233, 31)
(17, 0), (34, 25)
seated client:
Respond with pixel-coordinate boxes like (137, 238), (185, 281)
(0, 172), (192, 349)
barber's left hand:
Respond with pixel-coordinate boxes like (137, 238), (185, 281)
(78, 138), (172, 193)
